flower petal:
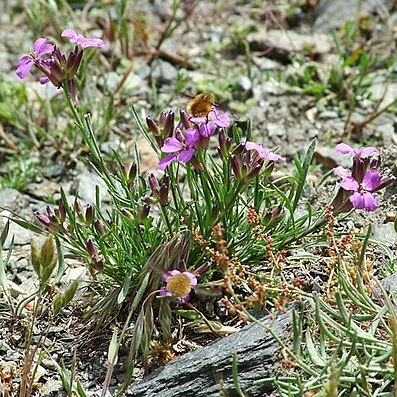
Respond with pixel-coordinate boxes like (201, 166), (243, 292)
(350, 191), (378, 211)
(209, 108), (231, 127)
(39, 76), (50, 84)
(16, 56), (34, 79)
(185, 128), (199, 147)
(182, 272), (197, 287)
(62, 29), (105, 49)
(335, 143), (354, 155)
(360, 147), (379, 158)
(198, 122), (216, 137)
(161, 137), (183, 153)
(362, 169), (381, 191)
(79, 37), (105, 49)
(33, 38), (54, 57)
(163, 270), (180, 282)
(158, 154), (176, 170)
(340, 176), (359, 191)
(333, 166), (351, 178)
(61, 29), (79, 43)
(159, 286), (172, 297)
(177, 148), (195, 163)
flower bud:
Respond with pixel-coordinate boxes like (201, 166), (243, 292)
(58, 199), (66, 222)
(128, 163), (137, 184)
(149, 173), (160, 200)
(246, 162), (263, 183)
(190, 157), (204, 172)
(146, 116), (160, 136)
(232, 143), (244, 156)
(35, 212), (51, 227)
(163, 111), (175, 137)
(94, 219), (105, 235)
(136, 204), (150, 224)
(121, 207), (134, 219)
(159, 174), (170, 205)
(85, 204), (94, 224)
(231, 155), (242, 181)
(86, 239), (98, 258)
(218, 130), (232, 159)
(180, 109), (192, 129)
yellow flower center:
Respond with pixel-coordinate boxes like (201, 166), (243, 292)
(167, 273), (192, 297)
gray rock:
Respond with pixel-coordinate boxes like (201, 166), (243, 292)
(314, 0), (390, 32)
(372, 223), (397, 246)
(75, 169), (110, 204)
(267, 123), (286, 138)
(130, 308), (293, 397)
(313, 146), (352, 170)
(247, 29), (332, 62)
(237, 75), (252, 91)
(373, 273), (397, 302)
(41, 379), (63, 396)
(151, 59), (178, 84)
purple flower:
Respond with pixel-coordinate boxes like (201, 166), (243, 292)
(334, 165), (394, 212)
(335, 143), (378, 158)
(245, 141), (285, 162)
(158, 128), (199, 170)
(16, 38), (54, 80)
(61, 29), (105, 49)
(160, 270), (197, 301)
(190, 107), (231, 137)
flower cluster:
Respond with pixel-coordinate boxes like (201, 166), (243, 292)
(16, 29), (104, 102)
(148, 105), (231, 170)
(332, 143), (394, 212)
(147, 103), (285, 186)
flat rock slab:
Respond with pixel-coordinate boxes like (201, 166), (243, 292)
(128, 309), (292, 397)
(247, 29), (332, 62)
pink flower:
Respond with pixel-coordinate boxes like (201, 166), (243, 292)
(245, 141), (285, 162)
(190, 107), (231, 137)
(158, 128), (199, 170)
(335, 143), (378, 158)
(16, 38), (54, 80)
(61, 29), (105, 49)
(338, 168), (383, 211)
(160, 270), (197, 301)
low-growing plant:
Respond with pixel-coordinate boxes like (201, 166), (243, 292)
(7, 24), (396, 396)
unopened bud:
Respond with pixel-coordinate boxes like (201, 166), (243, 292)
(128, 163), (137, 184)
(159, 174), (170, 205)
(35, 211), (52, 227)
(246, 162), (263, 183)
(180, 109), (192, 129)
(218, 130), (232, 159)
(146, 116), (161, 136)
(58, 199), (66, 222)
(86, 239), (98, 258)
(121, 208), (134, 219)
(163, 111), (175, 137)
(232, 144), (244, 156)
(94, 219), (105, 235)
(85, 204), (94, 224)
(194, 262), (211, 276)
(149, 173), (160, 199)
(136, 204), (150, 224)
(231, 155), (242, 180)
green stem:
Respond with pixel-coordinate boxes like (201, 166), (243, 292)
(213, 181), (244, 226)
(160, 205), (174, 237)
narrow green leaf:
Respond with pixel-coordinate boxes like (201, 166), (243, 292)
(292, 138), (317, 212)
